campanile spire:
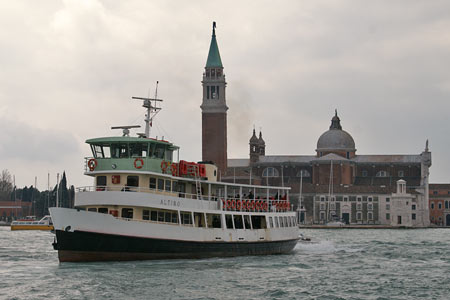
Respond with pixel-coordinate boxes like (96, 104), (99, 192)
(201, 22), (228, 173)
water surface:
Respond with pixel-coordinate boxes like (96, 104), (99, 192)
(1, 227), (449, 299)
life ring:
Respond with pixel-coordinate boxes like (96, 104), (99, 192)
(170, 163), (177, 176)
(222, 199), (226, 209)
(236, 200), (242, 210)
(88, 158), (97, 171)
(161, 160), (168, 173)
(257, 201), (262, 211)
(227, 200), (232, 210)
(134, 158), (144, 169)
(243, 200), (248, 211)
(262, 202), (268, 211)
(231, 200), (236, 210)
(249, 201), (255, 210)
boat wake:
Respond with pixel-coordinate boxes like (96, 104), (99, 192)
(295, 240), (364, 254)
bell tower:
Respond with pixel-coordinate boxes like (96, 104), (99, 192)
(201, 22), (228, 174)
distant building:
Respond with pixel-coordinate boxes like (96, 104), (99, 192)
(199, 24), (432, 227)
(0, 200), (32, 221)
(429, 184), (450, 226)
(223, 112), (431, 227)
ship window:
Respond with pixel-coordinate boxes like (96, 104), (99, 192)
(130, 143), (148, 157)
(165, 180), (172, 192)
(208, 214), (221, 228)
(165, 150), (173, 161)
(194, 212), (205, 227)
(225, 214), (233, 229)
(280, 217), (284, 227)
(164, 212), (171, 223)
(88, 207), (97, 212)
(244, 215), (251, 229)
(269, 217), (274, 228)
(158, 211), (164, 222)
(150, 210), (157, 221)
(96, 176), (106, 191)
(158, 179), (164, 191)
(127, 176), (139, 187)
(171, 212), (178, 224)
(111, 144), (129, 158)
(149, 177), (156, 189)
(274, 217), (279, 228)
(98, 207), (108, 214)
(234, 215), (244, 229)
(143, 210), (150, 220)
(251, 216), (266, 229)
(121, 208), (133, 219)
(287, 216), (291, 227)
(180, 211), (192, 225)
(154, 144), (165, 159)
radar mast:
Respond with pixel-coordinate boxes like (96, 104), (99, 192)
(132, 81), (163, 138)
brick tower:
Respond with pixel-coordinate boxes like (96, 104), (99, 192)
(201, 22), (228, 174)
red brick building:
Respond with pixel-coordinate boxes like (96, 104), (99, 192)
(0, 200), (32, 221)
(429, 184), (450, 226)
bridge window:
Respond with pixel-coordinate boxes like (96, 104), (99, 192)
(130, 143), (148, 157)
(262, 167), (279, 177)
(180, 211), (192, 225)
(143, 210), (150, 220)
(157, 179), (164, 191)
(98, 208), (108, 214)
(111, 144), (129, 158)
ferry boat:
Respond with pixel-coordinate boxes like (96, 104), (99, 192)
(50, 94), (299, 262)
(10, 215), (54, 231)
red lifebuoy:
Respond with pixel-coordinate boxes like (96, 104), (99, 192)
(222, 199), (226, 209)
(227, 200), (232, 210)
(161, 160), (168, 173)
(236, 200), (241, 210)
(170, 163), (177, 176)
(134, 158), (144, 169)
(231, 200), (236, 210)
(249, 201), (255, 210)
(88, 158), (97, 171)
(263, 202), (268, 211)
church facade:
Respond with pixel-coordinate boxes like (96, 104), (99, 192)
(200, 23), (431, 227)
(224, 113), (431, 227)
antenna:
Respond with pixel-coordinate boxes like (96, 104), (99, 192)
(111, 125), (141, 137)
(132, 81), (163, 138)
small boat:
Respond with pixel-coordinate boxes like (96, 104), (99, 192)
(10, 215), (54, 231)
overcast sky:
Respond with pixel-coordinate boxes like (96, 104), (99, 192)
(1, 0), (450, 189)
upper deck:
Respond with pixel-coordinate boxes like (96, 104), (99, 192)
(85, 136), (179, 174)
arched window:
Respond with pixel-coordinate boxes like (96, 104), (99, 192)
(376, 171), (389, 177)
(262, 167), (279, 177)
(296, 169), (310, 177)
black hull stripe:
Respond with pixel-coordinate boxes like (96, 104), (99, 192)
(55, 230), (299, 262)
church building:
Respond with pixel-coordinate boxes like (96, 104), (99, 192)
(200, 23), (431, 227)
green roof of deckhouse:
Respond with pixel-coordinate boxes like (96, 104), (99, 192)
(205, 22), (223, 68)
